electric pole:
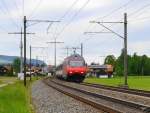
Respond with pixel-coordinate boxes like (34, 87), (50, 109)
(8, 28), (23, 73)
(24, 16), (27, 86)
(20, 28), (23, 73)
(31, 46), (47, 75)
(124, 13), (128, 86)
(30, 45), (32, 81)
(23, 16), (59, 86)
(62, 47), (73, 57)
(8, 26), (34, 86)
(81, 43), (83, 57)
(88, 13), (128, 87)
(72, 47), (81, 54)
(47, 39), (64, 76)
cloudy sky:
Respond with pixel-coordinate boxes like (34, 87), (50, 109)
(0, 0), (150, 65)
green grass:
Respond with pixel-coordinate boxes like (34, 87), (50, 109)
(0, 78), (35, 113)
(84, 76), (150, 91)
(0, 76), (17, 84)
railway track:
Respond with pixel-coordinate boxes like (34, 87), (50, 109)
(81, 82), (150, 97)
(43, 78), (150, 113)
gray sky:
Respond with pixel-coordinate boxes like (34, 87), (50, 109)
(0, 0), (150, 65)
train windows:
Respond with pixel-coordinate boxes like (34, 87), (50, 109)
(69, 61), (84, 67)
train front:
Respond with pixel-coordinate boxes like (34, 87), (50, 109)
(66, 54), (87, 82)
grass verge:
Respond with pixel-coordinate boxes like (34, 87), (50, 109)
(84, 76), (150, 91)
(0, 77), (36, 113)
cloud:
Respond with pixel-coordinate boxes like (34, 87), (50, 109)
(129, 40), (150, 55)
(0, 0), (150, 65)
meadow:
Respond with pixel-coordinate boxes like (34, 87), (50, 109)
(84, 76), (150, 91)
(0, 77), (35, 113)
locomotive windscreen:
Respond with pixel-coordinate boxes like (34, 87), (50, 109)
(69, 61), (84, 67)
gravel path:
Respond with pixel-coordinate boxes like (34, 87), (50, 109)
(31, 80), (102, 113)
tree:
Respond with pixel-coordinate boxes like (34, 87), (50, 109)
(140, 55), (147, 75)
(115, 49), (124, 76)
(104, 55), (116, 66)
(13, 58), (21, 74)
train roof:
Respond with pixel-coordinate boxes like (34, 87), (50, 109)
(64, 54), (84, 61)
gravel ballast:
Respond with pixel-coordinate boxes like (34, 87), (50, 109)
(31, 80), (102, 113)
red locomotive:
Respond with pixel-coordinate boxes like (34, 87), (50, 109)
(56, 54), (87, 82)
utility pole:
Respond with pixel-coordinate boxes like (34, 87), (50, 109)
(62, 47), (72, 57)
(81, 43), (83, 57)
(62, 46), (81, 56)
(30, 45), (32, 81)
(20, 28), (23, 73)
(65, 47), (69, 57)
(8, 28), (23, 73)
(24, 16), (27, 86)
(88, 13), (128, 87)
(47, 39), (64, 76)
(72, 47), (81, 54)
(124, 13), (128, 86)
(8, 26), (34, 86)
(31, 46), (47, 77)
(23, 17), (59, 86)
(36, 56), (38, 67)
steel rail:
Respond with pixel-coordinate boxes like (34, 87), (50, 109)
(43, 78), (121, 113)
(43, 78), (150, 113)
(81, 82), (150, 97)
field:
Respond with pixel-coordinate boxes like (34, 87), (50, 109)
(0, 77), (17, 85)
(0, 77), (35, 113)
(84, 76), (150, 91)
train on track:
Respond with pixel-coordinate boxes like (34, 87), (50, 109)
(56, 54), (87, 82)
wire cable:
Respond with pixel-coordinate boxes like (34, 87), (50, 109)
(96, 0), (134, 20)
(75, 0), (134, 46)
(59, 0), (79, 20)
(55, 0), (90, 39)
(0, 0), (20, 29)
(128, 3), (150, 17)
(28, 0), (43, 19)
(47, 0), (79, 33)
(13, 0), (22, 19)
(22, 0), (24, 16)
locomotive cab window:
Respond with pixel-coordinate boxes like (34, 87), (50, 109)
(69, 61), (84, 67)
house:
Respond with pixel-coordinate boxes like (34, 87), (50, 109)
(87, 64), (113, 78)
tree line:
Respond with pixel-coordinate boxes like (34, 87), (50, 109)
(104, 50), (150, 76)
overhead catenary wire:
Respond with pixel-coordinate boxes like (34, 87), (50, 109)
(83, 0), (135, 34)
(73, 0), (134, 46)
(81, 0), (150, 45)
(13, 0), (22, 19)
(47, 0), (79, 33)
(55, 0), (90, 39)
(73, 1), (143, 50)
(28, 0), (43, 19)
(128, 3), (150, 17)
(128, 16), (150, 23)
(22, 0), (24, 17)
(59, 0), (79, 21)
(96, 0), (135, 20)
(0, 0), (20, 29)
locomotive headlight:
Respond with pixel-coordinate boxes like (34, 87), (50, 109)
(81, 72), (84, 74)
(69, 71), (73, 74)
